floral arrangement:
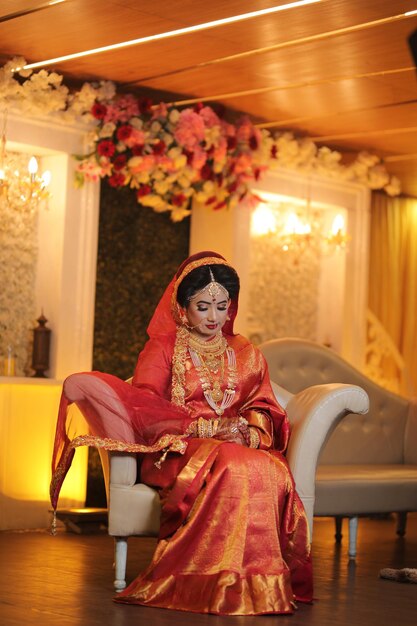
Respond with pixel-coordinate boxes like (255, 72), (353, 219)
(0, 57), (402, 222)
(75, 96), (273, 221)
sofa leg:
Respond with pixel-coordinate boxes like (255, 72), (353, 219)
(335, 516), (343, 542)
(114, 537), (128, 592)
(348, 516), (358, 559)
(396, 512), (407, 537)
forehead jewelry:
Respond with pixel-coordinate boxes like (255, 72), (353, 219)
(189, 267), (229, 303)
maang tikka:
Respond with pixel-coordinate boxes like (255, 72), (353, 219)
(189, 267), (229, 303)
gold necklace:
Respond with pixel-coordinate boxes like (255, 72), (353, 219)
(188, 344), (238, 416)
(188, 331), (226, 358)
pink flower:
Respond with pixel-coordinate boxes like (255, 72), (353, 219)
(174, 109), (205, 150)
(97, 140), (116, 157)
(199, 106), (220, 128)
(191, 146), (207, 170)
(236, 118), (252, 143)
(104, 95), (140, 123)
(123, 128), (145, 148)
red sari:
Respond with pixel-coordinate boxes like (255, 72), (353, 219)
(50, 251), (313, 615)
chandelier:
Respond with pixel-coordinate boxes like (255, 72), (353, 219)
(251, 192), (350, 261)
(0, 114), (51, 212)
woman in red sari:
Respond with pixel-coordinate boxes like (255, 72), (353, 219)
(51, 251), (313, 615)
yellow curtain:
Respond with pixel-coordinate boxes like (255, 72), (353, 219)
(369, 192), (417, 396)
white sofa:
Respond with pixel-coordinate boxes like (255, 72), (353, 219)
(260, 337), (417, 557)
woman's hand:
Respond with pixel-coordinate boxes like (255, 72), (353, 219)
(213, 417), (248, 446)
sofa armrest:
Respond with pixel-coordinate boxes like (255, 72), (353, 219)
(284, 383), (369, 537)
(110, 452), (138, 488)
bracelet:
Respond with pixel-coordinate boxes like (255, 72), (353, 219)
(197, 417), (219, 438)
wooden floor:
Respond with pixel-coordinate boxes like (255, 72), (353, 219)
(1, 514), (416, 626)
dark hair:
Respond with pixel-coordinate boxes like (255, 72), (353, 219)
(176, 264), (240, 307)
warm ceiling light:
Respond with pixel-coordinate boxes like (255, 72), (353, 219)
(19, 0), (323, 71)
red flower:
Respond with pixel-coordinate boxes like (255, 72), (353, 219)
(227, 136), (237, 150)
(271, 145), (278, 159)
(113, 154), (127, 170)
(200, 164), (213, 180)
(171, 193), (187, 206)
(227, 181), (238, 193)
(117, 125), (133, 141)
(132, 144), (144, 156)
(136, 185), (152, 198)
(183, 149), (193, 165)
(152, 140), (166, 155)
(108, 173), (125, 187)
(91, 102), (107, 119)
(139, 97), (153, 115)
(193, 102), (204, 113)
(249, 135), (258, 150)
(97, 140), (116, 157)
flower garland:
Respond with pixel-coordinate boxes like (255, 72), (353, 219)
(0, 58), (401, 222)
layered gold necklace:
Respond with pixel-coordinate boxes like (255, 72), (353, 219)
(188, 332), (237, 416)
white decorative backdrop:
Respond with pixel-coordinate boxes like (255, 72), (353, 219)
(247, 235), (320, 345)
(0, 152), (39, 375)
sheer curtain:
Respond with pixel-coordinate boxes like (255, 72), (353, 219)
(369, 192), (417, 396)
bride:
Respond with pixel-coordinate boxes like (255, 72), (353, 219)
(51, 250), (313, 615)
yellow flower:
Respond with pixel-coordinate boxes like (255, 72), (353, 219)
(169, 109), (180, 124)
(139, 194), (168, 211)
(170, 206), (192, 222)
(154, 180), (170, 195)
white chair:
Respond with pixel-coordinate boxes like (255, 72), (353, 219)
(63, 373), (369, 590)
(260, 337), (417, 558)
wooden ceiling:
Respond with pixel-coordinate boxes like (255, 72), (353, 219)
(1, 0), (417, 195)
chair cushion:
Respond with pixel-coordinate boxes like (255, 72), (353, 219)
(314, 464), (417, 515)
(108, 483), (160, 537)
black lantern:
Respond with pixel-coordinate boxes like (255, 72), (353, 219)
(31, 313), (51, 377)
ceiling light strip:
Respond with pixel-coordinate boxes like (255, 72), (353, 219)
(0, 0), (67, 24)
(20, 0), (322, 71)
(127, 10), (417, 86)
(166, 67), (415, 107)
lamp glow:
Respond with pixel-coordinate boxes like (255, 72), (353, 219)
(28, 156), (38, 175)
(251, 204), (277, 236)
